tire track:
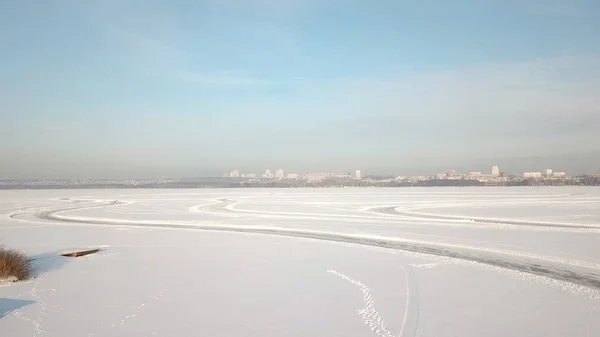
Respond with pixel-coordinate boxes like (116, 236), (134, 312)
(9, 199), (115, 222)
(34, 201), (127, 221)
(5, 199), (87, 219)
(33, 201), (600, 292)
(399, 264), (419, 337)
(185, 199), (600, 232)
(192, 198), (237, 213)
(374, 207), (600, 230)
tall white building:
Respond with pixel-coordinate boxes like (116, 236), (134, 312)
(355, 170), (362, 180)
(491, 166), (500, 177)
(230, 169), (240, 178)
(275, 169), (284, 179)
(263, 169), (273, 179)
(545, 169), (553, 177)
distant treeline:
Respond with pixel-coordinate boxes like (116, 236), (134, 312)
(2, 176), (600, 189)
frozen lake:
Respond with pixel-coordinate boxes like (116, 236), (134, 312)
(1, 187), (600, 336)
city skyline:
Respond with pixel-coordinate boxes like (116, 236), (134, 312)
(2, 164), (587, 189)
(222, 165), (569, 180)
(0, 157), (593, 181)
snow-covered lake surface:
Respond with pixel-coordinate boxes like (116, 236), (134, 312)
(1, 187), (600, 337)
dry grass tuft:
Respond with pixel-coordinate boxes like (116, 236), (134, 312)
(0, 246), (32, 281)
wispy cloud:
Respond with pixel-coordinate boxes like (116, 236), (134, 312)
(93, 3), (276, 87)
(41, 125), (74, 132)
(123, 32), (186, 59)
(499, 0), (595, 18)
(175, 70), (272, 86)
(208, 0), (337, 12)
(216, 52), (600, 161)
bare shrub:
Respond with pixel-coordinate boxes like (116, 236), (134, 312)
(0, 246), (32, 281)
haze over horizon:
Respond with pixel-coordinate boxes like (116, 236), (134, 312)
(2, 0), (600, 180)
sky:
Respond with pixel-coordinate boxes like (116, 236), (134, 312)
(1, 0), (600, 179)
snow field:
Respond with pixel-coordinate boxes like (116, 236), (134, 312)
(1, 187), (599, 337)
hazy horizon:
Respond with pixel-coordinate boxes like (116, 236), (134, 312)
(2, 149), (600, 181)
(2, 0), (600, 180)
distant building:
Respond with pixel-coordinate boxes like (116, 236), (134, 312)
(355, 170), (362, 180)
(307, 173), (326, 182)
(263, 169), (273, 179)
(437, 170), (457, 179)
(230, 169), (240, 178)
(286, 173), (299, 180)
(552, 172), (566, 178)
(322, 172), (350, 179)
(275, 169), (284, 179)
(545, 169), (553, 177)
(492, 166), (500, 177)
(523, 172), (542, 178)
(466, 172), (492, 181)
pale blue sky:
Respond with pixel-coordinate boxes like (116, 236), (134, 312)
(2, 0), (600, 179)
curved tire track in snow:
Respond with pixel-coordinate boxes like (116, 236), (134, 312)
(33, 201), (127, 222)
(373, 207), (600, 230)
(32, 201), (600, 291)
(189, 198), (237, 213)
(5, 198), (89, 220)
